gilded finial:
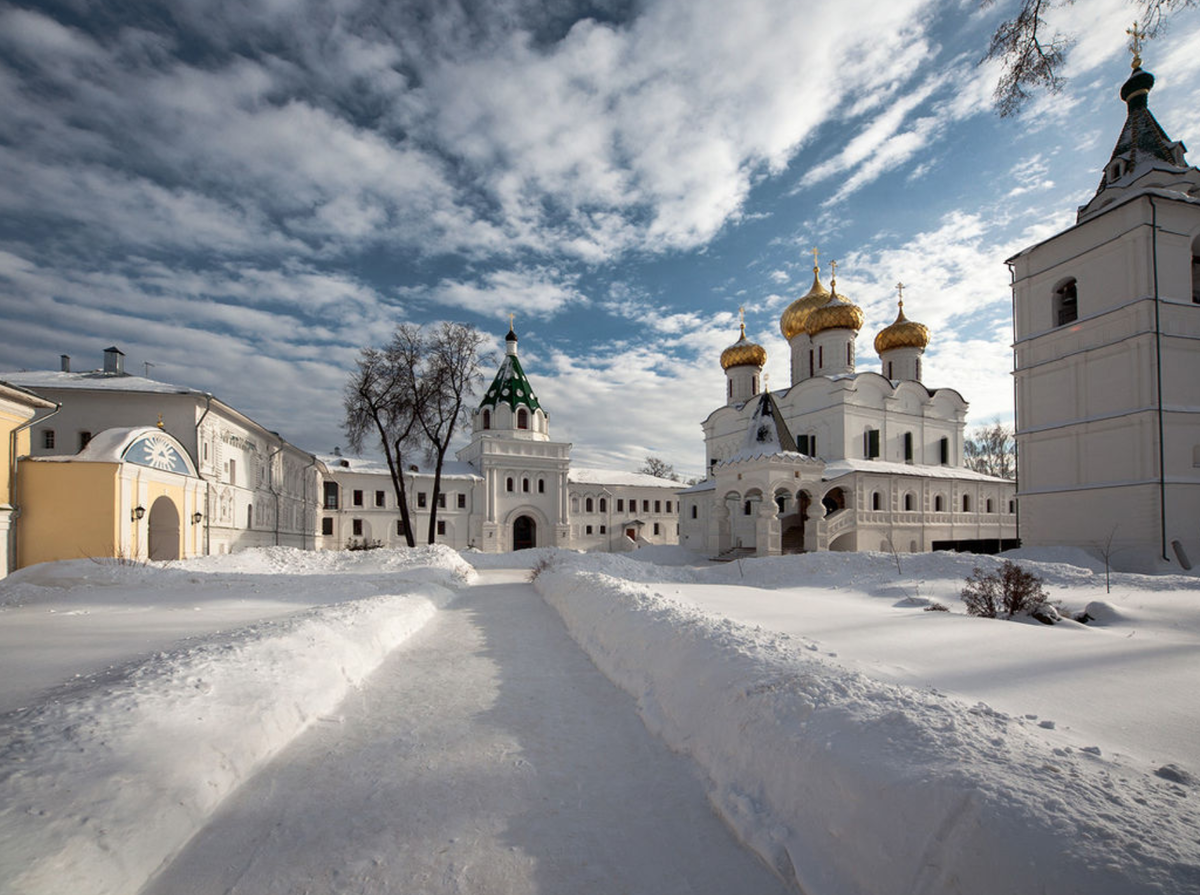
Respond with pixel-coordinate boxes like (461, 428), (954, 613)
(896, 281), (905, 308)
(156, 413), (164, 430)
(1127, 22), (1146, 69)
(829, 259), (838, 291)
(508, 312), (515, 331)
(739, 306), (746, 337)
(763, 372), (770, 389)
(810, 246), (820, 272)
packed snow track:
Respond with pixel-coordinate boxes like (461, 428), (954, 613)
(142, 569), (790, 894)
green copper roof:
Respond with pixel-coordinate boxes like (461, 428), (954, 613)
(480, 354), (541, 412)
(1090, 65), (1187, 201)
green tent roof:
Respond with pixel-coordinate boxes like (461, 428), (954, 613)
(480, 354), (541, 413)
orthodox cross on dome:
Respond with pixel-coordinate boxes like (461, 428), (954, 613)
(1127, 22), (1146, 68)
(829, 259), (838, 288)
(810, 246), (820, 270)
(896, 281), (906, 307)
(508, 312), (515, 330)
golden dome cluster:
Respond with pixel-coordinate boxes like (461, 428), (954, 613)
(874, 300), (930, 353)
(779, 266), (831, 340)
(720, 322), (768, 370)
(805, 279), (864, 336)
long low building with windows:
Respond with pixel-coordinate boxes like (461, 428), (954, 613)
(315, 327), (681, 553)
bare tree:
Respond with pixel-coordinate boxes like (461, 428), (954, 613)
(984, 0), (1195, 116)
(964, 421), (1016, 480)
(343, 328), (424, 547)
(638, 456), (680, 482)
(416, 322), (488, 545)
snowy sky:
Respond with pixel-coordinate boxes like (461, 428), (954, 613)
(2, 0), (1200, 479)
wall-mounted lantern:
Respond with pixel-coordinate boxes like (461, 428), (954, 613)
(192, 512), (203, 525)
(131, 506), (145, 521)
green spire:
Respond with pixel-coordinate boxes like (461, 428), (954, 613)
(479, 328), (541, 413)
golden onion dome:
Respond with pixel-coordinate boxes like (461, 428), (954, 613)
(780, 266), (832, 341)
(874, 300), (930, 353)
(805, 280), (864, 336)
(720, 323), (767, 370)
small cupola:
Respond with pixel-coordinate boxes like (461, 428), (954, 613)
(720, 309), (767, 407)
(780, 248), (833, 386)
(875, 283), (930, 382)
(477, 318), (548, 440)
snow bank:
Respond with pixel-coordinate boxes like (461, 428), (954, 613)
(0, 579), (460, 895)
(535, 556), (1200, 895)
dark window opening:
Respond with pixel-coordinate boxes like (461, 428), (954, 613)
(323, 482), (339, 509)
(517, 408), (529, 429)
(353, 489), (363, 507)
(437, 520), (446, 536)
(864, 429), (880, 460)
(375, 490), (385, 507)
(352, 519), (363, 536)
(322, 517), (334, 536)
(1054, 279), (1078, 326)
(42, 429), (55, 449)
(457, 493), (466, 509)
(903, 432), (914, 463)
(417, 492), (427, 508)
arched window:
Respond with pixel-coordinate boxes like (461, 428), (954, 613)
(1009, 499), (1016, 514)
(585, 497), (594, 512)
(538, 478), (545, 493)
(963, 494), (972, 512)
(522, 477), (530, 492)
(871, 491), (881, 511)
(599, 498), (607, 512)
(1053, 278), (1078, 326)
(904, 493), (914, 511)
(571, 496), (579, 512)
(482, 409), (491, 429)
(691, 505), (698, 519)
(506, 477), (514, 492)
(517, 408), (529, 429)
(247, 504), (253, 528)
(903, 432), (913, 463)
(934, 494), (945, 512)
(744, 500), (753, 516)
(986, 498), (994, 513)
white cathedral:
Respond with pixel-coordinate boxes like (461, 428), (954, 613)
(678, 266), (1017, 557)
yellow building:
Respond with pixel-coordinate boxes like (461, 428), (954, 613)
(2, 381), (58, 578)
(17, 427), (207, 567)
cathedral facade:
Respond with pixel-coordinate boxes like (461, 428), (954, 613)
(1009, 49), (1200, 571)
(679, 269), (1016, 557)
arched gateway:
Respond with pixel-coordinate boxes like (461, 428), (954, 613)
(513, 515), (536, 550)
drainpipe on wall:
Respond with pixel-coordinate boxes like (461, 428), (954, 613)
(8, 402), (61, 572)
(1006, 259), (1021, 548)
(1148, 196), (1168, 562)
(267, 440), (283, 547)
(302, 455), (318, 551)
(194, 394), (213, 556)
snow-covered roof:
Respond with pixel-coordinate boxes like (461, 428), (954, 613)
(32, 426), (197, 476)
(677, 478), (717, 494)
(0, 380), (56, 409)
(720, 448), (812, 465)
(0, 370), (207, 396)
(823, 458), (1012, 484)
(317, 454), (482, 480)
(568, 467), (683, 489)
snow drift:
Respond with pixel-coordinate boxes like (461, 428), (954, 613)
(535, 554), (1200, 895)
(0, 547), (471, 895)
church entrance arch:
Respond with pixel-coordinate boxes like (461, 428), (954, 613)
(781, 490), (811, 554)
(513, 515), (536, 550)
(148, 495), (180, 561)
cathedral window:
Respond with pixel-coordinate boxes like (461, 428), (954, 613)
(904, 493), (914, 511)
(666, 501), (672, 512)
(482, 409), (491, 429)
(963, 494), (972, 512)
(728, 380), (733, 399)
(599, 498), (607, 512)
(617, 498), (624, 511)
(939, 437), (949, 465)
(352, 518), (362, 536)
(887, 361), (893, 379)
(586, 497), (594, 512)
(506, 477), (514, 493)
(871, 492), (881, 510)
(571, 496), (579, 512)
(934, 495), (945, 512)
(538, 479), (545, 494)
(986, 498), (994, 513)
(864, 429), (880, 459)
(522, 478), (530, 493)
(691, 505), (698, 519)
(323, 481), (338, 509)
(1053, 278), (1078, 326)
(744, 501), (752, 516)
(903, 432), (914, 463)
(847, 343), (853, 365)
(517, 408), (529, 429)
(655, 500), (661, 513)
(1008, 500), (1015, 514)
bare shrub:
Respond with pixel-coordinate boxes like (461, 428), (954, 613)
(346, 538), (383, 551)
(528, 555), (555, 582)
(961, 560), (1049, 619)
(924, 602), (949, 612)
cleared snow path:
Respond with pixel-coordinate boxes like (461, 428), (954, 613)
(143, 569), (790, 895)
